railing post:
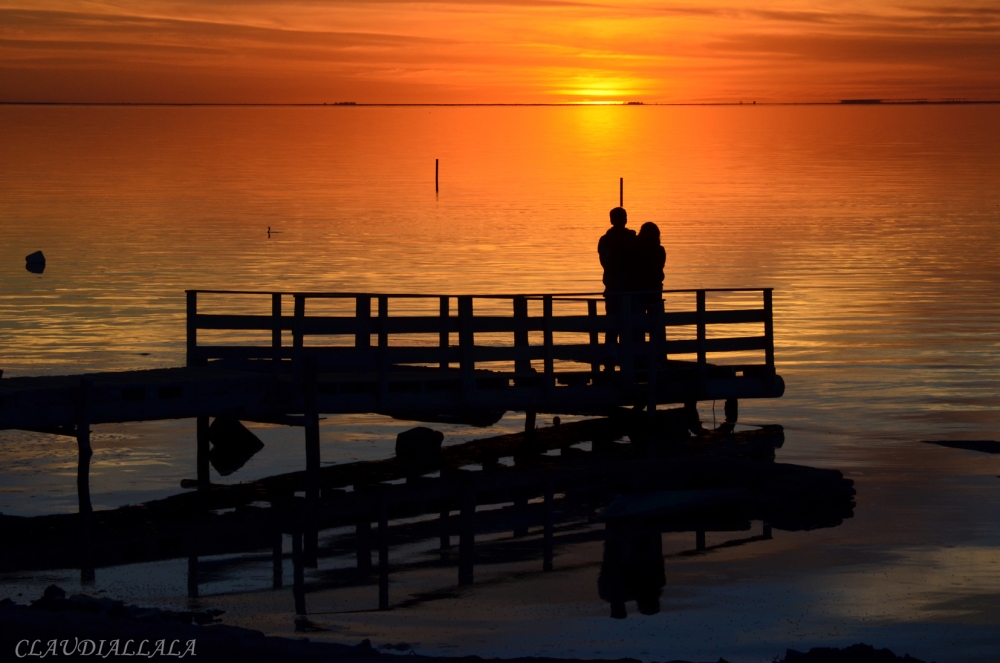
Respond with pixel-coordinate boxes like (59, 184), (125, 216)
(378, 296), (389, 407)
(696, 290), (707, 385)
(271, 293), (282, 373)
(647, 299), (662, 422)
(458, 296), (475, 399)
(439, 296), (450, 370)
(587, 299), (600, 375)
(543, 295), (554, 393)
(763, 289), (774, 377)
(619, 294), (634, 384)
(513, 296), (530, 374)
(355, 296), (371, 348)
(186, 291), (203, 367)
(293, 294), (305, 360)
(292, 295), (306, 392)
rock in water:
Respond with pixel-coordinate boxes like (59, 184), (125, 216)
(25, 250), (45, 274)
(396, 427), (444, 462)
(208, 418), (265, 476)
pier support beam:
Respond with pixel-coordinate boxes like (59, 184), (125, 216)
(302, 357), (321, 567)
(378, 499), (389, 611)
(77, 379), (95, 583)
(76, 379), (94, 515)
(543, 478), (554, 572)
(272, 530), (283, 589)
(439, 506), (451, 550)
(458, 485), (475, 585)
(292, 530), (306, 615)
(356, 517), (372, 573)
(196, 416), (210, 494)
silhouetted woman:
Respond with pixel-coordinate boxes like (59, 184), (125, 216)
(635, 222), (665, 307)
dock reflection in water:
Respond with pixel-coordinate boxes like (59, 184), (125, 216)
(0, 417), (854, 627)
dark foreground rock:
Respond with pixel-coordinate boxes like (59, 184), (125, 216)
(783, 644), (932, 662)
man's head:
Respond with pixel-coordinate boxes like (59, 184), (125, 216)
(609, 207), (627, 227)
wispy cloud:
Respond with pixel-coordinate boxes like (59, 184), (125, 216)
(0, 1), (997, 102)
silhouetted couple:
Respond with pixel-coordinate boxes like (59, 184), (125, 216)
(598, 207), (665, 354)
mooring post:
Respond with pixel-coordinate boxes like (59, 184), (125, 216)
(272, 529), (283, 589)
(196, 415), (210, 494)
(696, 530), (706, 551)
(356, 515), (372, 573)
(458, 484), (475, 585)
(378, 497), (389, 611)
(435, 158), (439, 192)
(292, 529), (306, 615)
(439, 505), (451, 550)
(763, 522), (772, 540)
(543, 476), (554, 571)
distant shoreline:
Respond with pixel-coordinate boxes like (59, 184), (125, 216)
(1, 100), (998, 107)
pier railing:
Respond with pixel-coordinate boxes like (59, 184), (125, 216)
(186, 289), (775, 393)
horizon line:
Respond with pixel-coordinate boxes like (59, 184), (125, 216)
(2, 99), (998, 108)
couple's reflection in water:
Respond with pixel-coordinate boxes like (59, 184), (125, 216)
(599, 523), (665, 618)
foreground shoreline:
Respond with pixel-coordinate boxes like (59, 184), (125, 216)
(0, 590), (932, 663)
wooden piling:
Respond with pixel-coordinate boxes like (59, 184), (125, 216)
(696, 530), (706, 551)
(458, 485), (475, 585)
(513, 492), (528, 538)
(187, 546), (198, 599)
(292, 530), (306, 615)
(272, 530), (283, 589)
(439, 506), (451, 550)
(76, 379), (93, 515)
(196, 416), (210, 494)
(435, 159), (439, 192)
(356, 517), (372, 573)
(378, 498), (389, 610)
(543, 477), (554, 571)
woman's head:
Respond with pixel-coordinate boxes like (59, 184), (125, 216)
(638, 222), (660, 243)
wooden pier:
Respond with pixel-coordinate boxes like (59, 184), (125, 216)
(0, 288), (784, 513)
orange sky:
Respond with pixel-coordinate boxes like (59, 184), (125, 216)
(1, 1), (998, 103)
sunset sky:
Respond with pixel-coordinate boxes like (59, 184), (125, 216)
(1, 1), (998, 104)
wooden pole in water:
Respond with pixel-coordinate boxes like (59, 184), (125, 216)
(619, 177), (623, 207)
(435, 159), (439, 192)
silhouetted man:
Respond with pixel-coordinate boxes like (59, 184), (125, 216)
(598, 207), (637, 364)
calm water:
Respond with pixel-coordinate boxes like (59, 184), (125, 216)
(1, 105), (1000, 662)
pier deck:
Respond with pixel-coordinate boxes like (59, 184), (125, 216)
(0, 288), (785, 513)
